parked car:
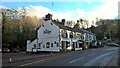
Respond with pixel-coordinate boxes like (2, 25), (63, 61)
(107, 43), (119, 47)
(3, 48), (10, 53)
(12, 48), (19, 53)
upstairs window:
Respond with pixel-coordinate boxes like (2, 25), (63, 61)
(42, 25), (44, 27)
(70, 32), (73, 38)
(54, 41), (57, 44)
(63, 32), (68, 38)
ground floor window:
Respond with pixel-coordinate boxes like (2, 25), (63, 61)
(51, 43), (53, 47)
(43, 45), (45, 48)
(57, 43), (59, 47)
(76, 42), (77, 48)
(34, 44), (36, 48)
(39, 43), (41, 48)
(66, 41), (70, 48)
(62, 41), (65, 49)
(46, 42), (50, 48)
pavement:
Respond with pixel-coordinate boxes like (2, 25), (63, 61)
(1, 46), (119, 67)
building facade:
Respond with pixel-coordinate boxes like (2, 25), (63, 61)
(27, 13), (96, 53)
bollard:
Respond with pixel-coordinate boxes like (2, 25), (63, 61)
(9, 58), (12, 63)
(51, 52), (53, 55)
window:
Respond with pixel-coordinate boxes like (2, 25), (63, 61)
(46, 42), (50, 48)
(42, 25), (44, 27)
(51, 23), (53, 25)
(70, 32), (73, 38)
(66, 33), (68, 38)
(66, 41), (70, 48)
(56, 43), (59, 47)
(39, 43), (41, 48)
(62, 41), (64, 49)
(76, 42), (77, 48)
(51, 43), (53, 47)
(54, 41), (56, 44)
(34, 44), (36, 48)
(43, 45), (45, 48)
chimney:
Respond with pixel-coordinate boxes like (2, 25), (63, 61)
(45, 13), (52, 21)
(61, 19), (66, 26)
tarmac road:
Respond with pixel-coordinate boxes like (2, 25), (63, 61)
(2, 46), (119, 68)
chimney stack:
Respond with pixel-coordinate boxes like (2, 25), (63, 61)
(45, 13), (52, 21)
(61, 19), (66, 26)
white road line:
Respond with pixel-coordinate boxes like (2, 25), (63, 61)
(100, 57), (109, 68)
(20, 59), (46, 66)
(84, 51), (117, 66)
(69, 57), (84, 64)
(100, 52), (118, 68)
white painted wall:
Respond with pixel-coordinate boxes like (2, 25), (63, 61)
(27, 39), (37, 52)
(38, 20), (60, 52)
(26, 19), (96, 52)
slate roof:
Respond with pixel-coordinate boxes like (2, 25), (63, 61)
(53, 21), (95, 35)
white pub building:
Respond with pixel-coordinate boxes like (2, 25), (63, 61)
(27, 13), (96, 53)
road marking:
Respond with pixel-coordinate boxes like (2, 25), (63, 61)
(99, 52), (118, 68)
(99, 57), (110, 68)
(20, 59), (46, 66)
(69, 57), (84, 64)
(84, 51), (117, 66)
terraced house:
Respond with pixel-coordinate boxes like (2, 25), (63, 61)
(27, 13), (96, 53)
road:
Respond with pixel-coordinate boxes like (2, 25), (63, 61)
(2, 46), (119, 68)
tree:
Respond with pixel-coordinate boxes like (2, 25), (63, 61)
(2, 8), (44, 50)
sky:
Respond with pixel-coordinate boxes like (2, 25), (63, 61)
(0, 0), (119, 26)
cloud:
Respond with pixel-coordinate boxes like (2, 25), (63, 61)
(23, 0), (118, 27)
(1, 0), (119, 27)
(25, 5), (88, 21)
(0, 5), (8, 9)
(25, 5), (51, 18)
(88, 1), (118, 19)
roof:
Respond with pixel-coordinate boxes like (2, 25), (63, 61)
(53, 21), (95, 35)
